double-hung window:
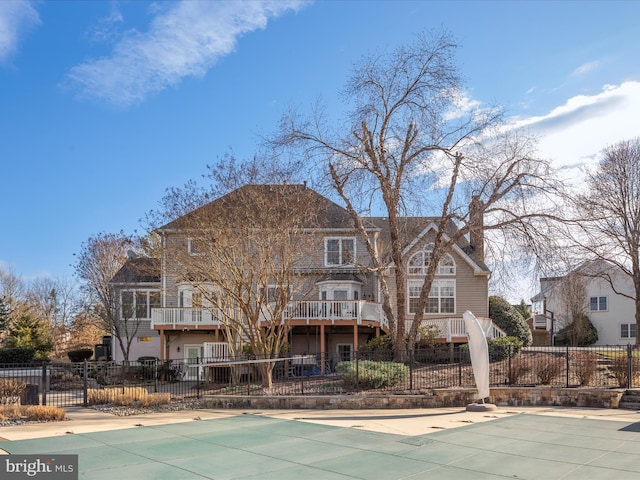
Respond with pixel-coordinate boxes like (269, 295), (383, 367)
(260, 285), (291, 304)
(408, 279), (455, 314)
(325, 237), (355, 266)
(188, 238), (205, 256)
(121, 290), (160, 319)
(621, 323), (636, 339)
(590, 296), (607, 311)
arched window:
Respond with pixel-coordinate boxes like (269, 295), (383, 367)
(407, 244), (455, 275)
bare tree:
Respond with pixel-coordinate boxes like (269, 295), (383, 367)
(164, 184), (317, 390)
(26, 277), (82, 357)
(274, 30), (563, 355)
(68, 308), (107, 352)
(74, 231), (144, 363)
(143, 150), (309, 231)
(571, 138), (640, 343)
(0, 266), (26, 315)
(556, 271), (590, 345)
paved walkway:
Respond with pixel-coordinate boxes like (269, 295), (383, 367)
(2, 406), (640, 479)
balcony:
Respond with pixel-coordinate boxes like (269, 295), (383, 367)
(151, 308), (222, 329)
(151, 305), (502, 342)
(284, 300), (387, 329)
(151, 300), (387, 330)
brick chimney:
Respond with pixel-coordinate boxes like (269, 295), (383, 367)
(469, 195), (484, 261)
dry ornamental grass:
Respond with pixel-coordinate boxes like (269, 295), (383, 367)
(87, 387), (170, 407)
(0, 405), (66, 422)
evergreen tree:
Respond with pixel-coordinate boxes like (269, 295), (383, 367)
(489, 296), (533, 346)
(515, 299), (531, 320)
(5, 313), (54, 359)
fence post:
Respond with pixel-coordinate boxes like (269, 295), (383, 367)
(83, 360), (88, 407)
(458, 347), (462, 387)
(628, 344), (633, 389)
(507, 344), (513, 385)
(154, 359), (159, 393)
(409, 350), (413, 392)
(197, 357), (201, 399)
(565, 345), (570, 387)
(356, 351), (360, 389)
(41, 362), (47, 406)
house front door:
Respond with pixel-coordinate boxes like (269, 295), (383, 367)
(184, 345), (202, 381)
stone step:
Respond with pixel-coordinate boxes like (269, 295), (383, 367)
(618, 400), (640, 410)
(618, 389), (640, 409)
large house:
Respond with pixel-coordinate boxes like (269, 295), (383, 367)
(110, 184), (497, 369)
(531, 261), (637, 345)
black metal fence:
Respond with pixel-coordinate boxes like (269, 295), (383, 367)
(1, 345), (639, 408)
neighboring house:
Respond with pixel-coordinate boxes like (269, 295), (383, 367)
(110, 184), (496, 365)
(109, 256), (162, 361)
(531, 261), (637, 345)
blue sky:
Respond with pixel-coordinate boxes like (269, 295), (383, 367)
(1, 0), (639, 301)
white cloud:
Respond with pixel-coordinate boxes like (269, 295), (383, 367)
(0, 0), (40, 64)
(65, 0), (308, 107)
(443, 89), (482, 121)
(508, 81), (640, 182)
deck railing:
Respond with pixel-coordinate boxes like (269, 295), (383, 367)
(421, 317), (506, 342)
(151, 300), (387, 330)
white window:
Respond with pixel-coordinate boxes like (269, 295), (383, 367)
(260, 285), (291, 303)
(337, 344), (353, 362)
(408, 246), (455, 275)
(188, 238), (205, 256)
(325, 237), (355, 266)
(121, 290), (160, 319)
(590, 296), (607, 311)
(621, 323), (636, 339)
(408, 279), (455, 314)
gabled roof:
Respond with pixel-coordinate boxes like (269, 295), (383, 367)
(159, 184), (358, 231)
(110, 257), (161, 284)
(369, 217), (489, 273)
(531, 259), (619, 302)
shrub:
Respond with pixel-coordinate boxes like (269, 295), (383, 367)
(489, 296), (533, 346)
(554, 314), (599, 346)
(488, 336), (523, 361)
(415, 344), (456, 364)
(67, 348), (94, 362)
(335, 360), (408, 389)
(609, 355), (640, 388)
(359, 335), (393, 360)
(508, 355), (531, 385)
(533, 354), (563, 385)
(0, 379), (26, 404)
(415, 324), (441, 348)
(0, 347), (35, 364)
(459, 336), (523, 363)
(572, 352), (598, 386)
